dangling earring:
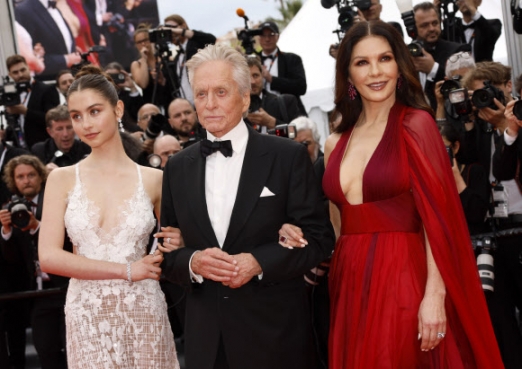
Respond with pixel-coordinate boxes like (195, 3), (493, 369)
(397, 75), (404, 90)
(347, 83), (357, 100)
(118, 118), (124, 132)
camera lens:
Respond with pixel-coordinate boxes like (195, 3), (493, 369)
(440, 79), (460, 98)
(513, 100), (522, 121)
(472, 89), (494, 109)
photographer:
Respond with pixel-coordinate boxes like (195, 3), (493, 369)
(55, 69), (74, 104)
(459, 62), (522, 369)
(412, 2), (471, 110)
(31, 105), (91, 172)
(0, 155), (70, 369)
(104, 61), (145, 130)
(435, 0), (502, 62)
(152, 134), (181, 170)
(3, 55), (60, 149)
(167, 98), (203, 146)
(163, 14), (217, 104)
(254, 22), (308, 116)
(246, 56), (301, 132)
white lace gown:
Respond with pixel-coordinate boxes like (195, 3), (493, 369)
(63, 164), (179, 369)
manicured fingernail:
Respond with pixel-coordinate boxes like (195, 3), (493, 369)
(418, 333), (421, 340)
(300, 243), (306, 247)
(299, 238), (307, 244)
(288, 246), (294, 249)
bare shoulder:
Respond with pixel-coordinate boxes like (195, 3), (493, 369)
(139, 166), (162, 198)
(47, 166), (76, 195)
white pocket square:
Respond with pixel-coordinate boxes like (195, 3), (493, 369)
(260, 187), (275, 197)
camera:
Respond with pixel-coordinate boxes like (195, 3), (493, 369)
(513, 100), (522, 120)
(321, 0), (372, 40)
(71, 45), (105, 75)
(471, 80), (506, 110)
(109, 73), (125, 85)
(0, 77), (30, 107)
(267, 124), (297, 139)
(408, 41), (424, 57)
(6, 195), (33, 229)
(143, 113), (166, 141)
(440, 75), (462, 98)
(471, 236), (496, 292)
(237, 29), (262, 55)
(149, 27), (173, 56)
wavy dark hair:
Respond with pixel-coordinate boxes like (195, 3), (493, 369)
(334, 21), (432, 133)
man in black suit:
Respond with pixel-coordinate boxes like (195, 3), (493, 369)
(0, 155), (69, 369)
(160, 44), (334, 369)
(436, 0), (502, 62)
(255, 21), (308, 116)
(412, 2), (471, 110)
(163, 14), (217, 104)
(4, 55), (60, 149)
(15, 0), (81, 80)
(245, 56), (301, 132)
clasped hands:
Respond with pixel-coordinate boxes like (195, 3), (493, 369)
(154, 226), (262, 288)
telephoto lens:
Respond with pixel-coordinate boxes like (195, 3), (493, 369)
(477, 247), (494, 292)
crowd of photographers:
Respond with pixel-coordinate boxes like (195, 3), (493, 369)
(2, 0), (522, 367)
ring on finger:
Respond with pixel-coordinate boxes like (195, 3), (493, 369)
(437, 332), (445, 339)
(166, 237), (171, 244)
(279, 236), (288, 243)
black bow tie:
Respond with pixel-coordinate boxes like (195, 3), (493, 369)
(48, 0), (57, 9)
(261, 54), (275, 63)
(200, 139), (233, 158)
(462, 23), (474, 31)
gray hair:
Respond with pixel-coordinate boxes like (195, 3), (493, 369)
(291, 116), (322, 149)
(445, 51), (476, 77)
(186, 44), (250, 96)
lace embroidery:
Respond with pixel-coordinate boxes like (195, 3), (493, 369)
(63, 164), (178, 368)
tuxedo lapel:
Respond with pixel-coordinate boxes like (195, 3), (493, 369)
(34, 0), (69, 49)
(223, 129), (273, 250)
(184, 146), (219, 247)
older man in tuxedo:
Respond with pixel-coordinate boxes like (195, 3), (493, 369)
(160, 44), (334, 369)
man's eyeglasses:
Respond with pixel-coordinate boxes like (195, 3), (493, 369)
(260, 32), (278, 39)
(448, 52), (472, 63)
(163, 24), (179, 29)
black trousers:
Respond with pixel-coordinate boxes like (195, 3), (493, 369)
(31, 294), (67, 369)
(213, 336), (229, 369)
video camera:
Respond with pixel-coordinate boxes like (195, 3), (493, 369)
(236, 9), (262, 55)
(6, 195), (33, 229)
(321, 0), (372, 40)
(0, 77), (30, 107)
(267, 123), (297, 139)
(149, 27), (173, 56)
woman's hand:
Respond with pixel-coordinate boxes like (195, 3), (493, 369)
(155, 226), (184, 253)
(130, 251), (163, 281)
(418, 292), (447, 351)
(278, 224), (308, 249)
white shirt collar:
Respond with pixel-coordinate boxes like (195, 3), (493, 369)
(206, 119), (249, 155)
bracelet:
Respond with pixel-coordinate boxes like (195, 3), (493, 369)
(436, 118), (447, 123)
(181, 28), (186, 37)
(126, 262), (132, 283)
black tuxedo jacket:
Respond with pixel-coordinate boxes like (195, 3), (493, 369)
(19, 80), (60, 149)
(161, 125), (334, 369)
(423, 39), (471, 110)
(441, 16), (502, 62)
(15, 0), (76, 80)
(258, 50), (308, 115)
(31, 138), (91, 166)
(261, 91), (302, 125)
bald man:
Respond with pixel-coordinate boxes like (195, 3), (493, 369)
(153, 135), (181, 169)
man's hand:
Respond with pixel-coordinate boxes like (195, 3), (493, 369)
(0, 209), (12, 235)
(224, 253), (262, 289)
(434, 80), (445, 105)
(65, 53), (82, 67)
(191, 247), (239, 282)
(247, 108), (276, 128)
(477, 98), (507, 129)
(155, 226), (184, 253)
(46, 162), (59, 173)
(120, 70), (138, 92)
(504, 100), (522, 137)
(21, 211), (39, 233)
(261, 65), (273, 83)
(5, 104), (28, 116)
(412, 49), (435, 74)
(457, 0), (477, 17)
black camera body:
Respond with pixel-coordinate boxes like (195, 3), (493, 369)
(267, 124), (297, 139)
(7, 195), (33, 229)
(149, 28), (173, 56)
(472, 80), (506, 110)
(321, 0), (371, 40)
(109, 73), (125, 85)
(513, 100), (522, 120)
(0, 77), (30, 107)
(237, 29), (262, 55)
(143, 113), (166, 141)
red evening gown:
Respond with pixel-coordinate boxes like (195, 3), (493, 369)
(323, 103), (504, 368)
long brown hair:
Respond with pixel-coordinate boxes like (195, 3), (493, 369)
(334, 21), (432, 133)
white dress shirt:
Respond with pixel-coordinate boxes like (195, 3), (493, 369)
(262, 49), (279, 95)
(177, 39), (194, 104)
(189, 121), (249, 282)
(462, 11), (482, 57)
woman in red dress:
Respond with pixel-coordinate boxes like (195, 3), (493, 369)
(279, 21), (503, 368)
